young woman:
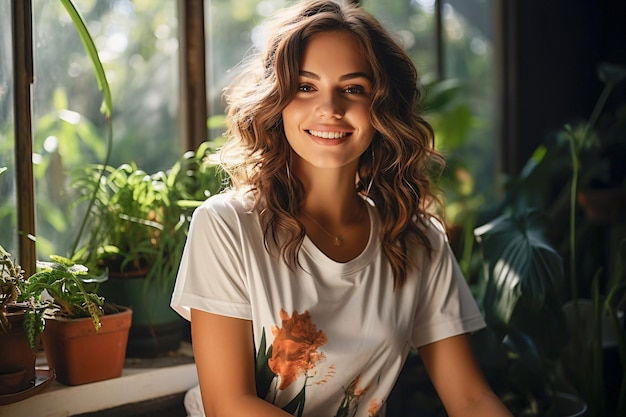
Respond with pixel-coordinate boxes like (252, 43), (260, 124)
(171, 1), (512, 416)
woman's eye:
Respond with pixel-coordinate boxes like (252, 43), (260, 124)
(344, 85), (365, 94)
(298, 83), (314, 92)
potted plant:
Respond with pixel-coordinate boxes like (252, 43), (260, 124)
(0, 245), (46, 398)
(470, 208), (590, 416)
(386, 208), (582, 417)
(547, 62), (626, 417)
(71, 140), (226, 356)
(24, 255), (132, 386)
(465, 61), (626, 415)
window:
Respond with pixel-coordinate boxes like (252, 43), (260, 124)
(5, 0), (497, 267)
(31, 0), (178, 260)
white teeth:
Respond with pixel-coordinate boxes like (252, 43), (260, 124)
(308, 130), (348, 139)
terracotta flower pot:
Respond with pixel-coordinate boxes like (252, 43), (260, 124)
(0, 309), (37, 395)
(41, 306), (132, 386)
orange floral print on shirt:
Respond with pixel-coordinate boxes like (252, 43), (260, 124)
(268, 309), (328, 390)
(368, 398), (383, 417)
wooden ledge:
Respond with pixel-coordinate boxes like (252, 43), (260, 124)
(1, 343), (198, 417)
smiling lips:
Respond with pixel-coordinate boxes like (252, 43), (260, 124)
(307, 129), (350, 139)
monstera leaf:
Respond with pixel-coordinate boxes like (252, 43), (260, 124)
(474, 209), (564, 329)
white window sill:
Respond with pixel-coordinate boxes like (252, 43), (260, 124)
(1, 343), (198, 417)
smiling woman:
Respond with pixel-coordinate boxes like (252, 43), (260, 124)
(282, 30), (375, 171)
(171, 1), (511, 416)
(281, 30), (374, 261)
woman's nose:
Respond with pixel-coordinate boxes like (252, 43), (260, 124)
(315, 92), (344, 119)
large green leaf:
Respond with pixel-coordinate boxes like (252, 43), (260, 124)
(255, 328), (276, 400)
(422, 78), (465, 112)
(474, 209), (564, 327)
(60, 0), (114, 257)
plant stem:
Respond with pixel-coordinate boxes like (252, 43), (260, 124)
(70, 126), (112, 257)
(567, 80), (614, 306)
(59, 0), (113, 257)
(567, 134), (579, 305)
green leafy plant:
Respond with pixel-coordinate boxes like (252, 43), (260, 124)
(0, 1), (117, 365)
(555, 62), (626, 417)
(23, 255), (106, 348)
(467, 63), (626, 417)
(72, 141), (227, 292)
(59, 0), (114, 258)
(0, 245), (28, 333)
(562, 62), (626, 303)
(2, 248), (107, 349)
(422, 78), (484, 277)
(71, 162), (161, 274)
(0, 245), (46, 351)
(472, 208), (569, 416)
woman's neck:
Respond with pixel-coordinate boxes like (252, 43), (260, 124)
(296, 169), (364, 220)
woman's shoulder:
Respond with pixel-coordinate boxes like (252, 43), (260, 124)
(371, 201), (449, 251)
(199, 189), (256, 212)
(195, 189), (259, 225)
(412, 213), (450, 251)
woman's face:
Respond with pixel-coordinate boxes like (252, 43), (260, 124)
(282, 30), (376, 173)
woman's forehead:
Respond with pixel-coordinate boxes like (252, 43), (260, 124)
(298, 31), (372, 78)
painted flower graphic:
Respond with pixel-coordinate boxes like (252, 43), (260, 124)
(268, 309), (328, 390)
(368, 399), (383, 417)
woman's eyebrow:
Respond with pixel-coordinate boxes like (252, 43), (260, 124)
(299, 70), (372, 82)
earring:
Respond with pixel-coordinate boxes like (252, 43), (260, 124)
(365, 147), (375, 197)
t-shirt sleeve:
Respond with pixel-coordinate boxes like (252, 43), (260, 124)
(410, 219), (485, 348)
(170, 197), (252, 321)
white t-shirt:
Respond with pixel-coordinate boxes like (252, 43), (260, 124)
(171, 191), (485, 417)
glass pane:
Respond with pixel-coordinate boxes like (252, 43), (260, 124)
(204, 0), (436, 131)
(0, 0), (17, 256)
(361, 0), (437, 79)
(441, 0), (497, 215)
(204, 0), (497, 227)
(31, 0), (179, 259)
(205, 0), (290, 134)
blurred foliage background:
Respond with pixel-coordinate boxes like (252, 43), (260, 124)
(0, 0), (496, 268)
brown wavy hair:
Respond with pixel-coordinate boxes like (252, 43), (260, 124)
(220, 0), (445, 289)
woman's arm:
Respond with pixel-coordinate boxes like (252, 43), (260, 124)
(418, 333), (513, 417)
(190, 308), (292, 417)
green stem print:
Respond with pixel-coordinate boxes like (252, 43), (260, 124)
(258, 309), (328, 415)
(334, 376), (370, 417)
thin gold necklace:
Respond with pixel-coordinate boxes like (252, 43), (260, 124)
(301, 211), (343, 247)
